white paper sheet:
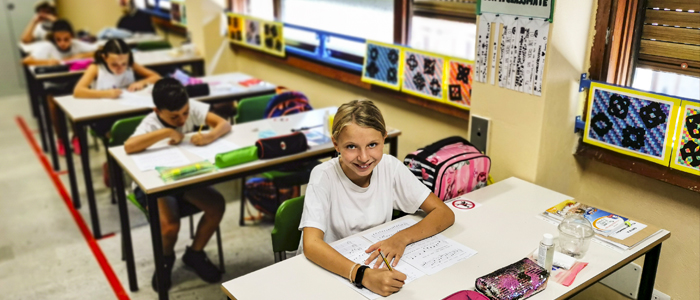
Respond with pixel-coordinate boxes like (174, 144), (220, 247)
(531, 19), (550, 96)
(130, 146), (191, 171)
(490, 15), (501, 85)
(331, 236), (426, 300)
(179, 138), (241, 162)
(362, 219), (478, 275)
(475, 14), (492, 83)
(116, 90), (154, 107)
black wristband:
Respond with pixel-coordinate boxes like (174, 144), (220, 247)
(354, 265), (369, 288)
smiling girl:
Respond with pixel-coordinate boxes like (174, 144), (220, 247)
(299, 99), (455, 297)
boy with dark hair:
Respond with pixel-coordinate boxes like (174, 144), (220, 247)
(21, 0), (57, 43)
(124, 78), (231, 292)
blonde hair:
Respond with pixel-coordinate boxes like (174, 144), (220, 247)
(332, 99), (387, 140)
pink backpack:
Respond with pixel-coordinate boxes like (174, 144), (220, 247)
(404, 136), (490, 201)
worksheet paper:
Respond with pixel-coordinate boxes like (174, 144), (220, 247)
(130, 147), (190, 171)
(179, 138), (241, 162)
(116, 90), (154, 107)
(475, 14), (493, 83)
(496, 16), (550, 95)
(362, 219), (478, 275)
(331, 236), (426, 300)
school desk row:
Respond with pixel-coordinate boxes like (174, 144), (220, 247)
(54, 72), (279, 239)
(106, 107), (401, 299)
(221, 177), (670, 300)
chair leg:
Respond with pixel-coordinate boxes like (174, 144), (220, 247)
(239, 177), (246, 226)
(216, 227), (225, 273)
(189, 215), (194, 239)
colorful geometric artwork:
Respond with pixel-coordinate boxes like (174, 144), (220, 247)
(262, 22), (285, 57)
(444, 58), (474, 110)
(361, 41), (403, 90)
(170, 0), (186, 27)
(227, 13), (244, 43)
(401, 49), (446, 102)
(583, 82), (681, 165)
(245, 19), (261, 47)
(671, 101), (700, 175)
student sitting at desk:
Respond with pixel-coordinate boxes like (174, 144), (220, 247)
(20, 1), (57, 43)
(299, 100), (455, 297)
(73, 38), (160, 186)
(23, 19), (98, 155)
(124, 78), (231, 292)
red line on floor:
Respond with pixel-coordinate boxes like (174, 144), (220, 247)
(99, 232), (117, 240)
(16, 116), (130, 300)
(55, 170), (68, 176)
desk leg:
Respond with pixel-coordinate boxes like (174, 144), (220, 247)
(193, 61), (205, 77)
(239, 177), (246, 226)
(77, 124), (101, 239)
(389, 137), (398, 157)
(41, 92), (60, 171)
(35, 92), (49, 153)
(111, 155), (138, 291)
(638, 243), (662, 300)
(147, 194), (168, 300)
(57, 110), (81, 209)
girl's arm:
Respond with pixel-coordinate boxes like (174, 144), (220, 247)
(22, 55), (60, 66)
(20, 16), (40, 43)
(364, 193), (455, 268)
(127, 63), (161, 91)
(303, 227), (407, 297)
(73, 65), (121, 98)
(65, 51), (95, 61)
(190, 112), (231, 146)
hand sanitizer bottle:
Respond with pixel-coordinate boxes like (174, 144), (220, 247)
(538, 233), (554, 273)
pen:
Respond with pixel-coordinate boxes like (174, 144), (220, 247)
(378, 249), (393, 271)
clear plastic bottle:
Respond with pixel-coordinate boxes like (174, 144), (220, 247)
(538, 233), (555, 273)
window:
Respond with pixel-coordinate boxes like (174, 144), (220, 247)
(409, 0), (477, 59)
(147, 0), (170, 10)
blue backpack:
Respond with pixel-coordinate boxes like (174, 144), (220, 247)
(263, 91), (313, 119)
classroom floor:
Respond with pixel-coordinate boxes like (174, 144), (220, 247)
(0, 93), (282, 299)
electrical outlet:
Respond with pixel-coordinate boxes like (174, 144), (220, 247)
(469, 115), (490, 154)
(652, 289), (670, 300)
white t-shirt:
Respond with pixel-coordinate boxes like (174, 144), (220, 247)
(298, 154), (431, 252)
(94, 64), (136, 90)
(31, 39), (98, 60)
(131, 100), (210, 137)
(32, 22), (51, 41)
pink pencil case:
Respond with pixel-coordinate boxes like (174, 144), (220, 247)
(442, 290), (490, 300)
(66, 58), (94, 71)
(475, 258), (548, 300)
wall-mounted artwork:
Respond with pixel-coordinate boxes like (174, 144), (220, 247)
(227, 13), (285, 57)
(401, 49), (446, 102)
(583, 82), (681, 165)
(245, 19), (262, 48)
(671, 101), (700, 175)
(361, 41), (403, 91)
(227, 13), (244, 43)
(261, 21), (285, 57)
(444, 58), (474, 110)
(170, 0), (186, 27)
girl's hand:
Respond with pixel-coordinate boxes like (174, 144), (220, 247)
(190, 133), (213, 146)
(127, 82), (145, 92)
(364, 235), (410, 269)
(361, 268), (406, 297)
(107, 89), (122, 99)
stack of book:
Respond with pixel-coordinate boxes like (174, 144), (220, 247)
(541, 200), (661, 251)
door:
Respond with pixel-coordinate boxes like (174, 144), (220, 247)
(0, 0), (35, 97)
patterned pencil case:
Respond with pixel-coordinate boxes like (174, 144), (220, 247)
(215, 145), (259, 168)
(35, 65), (70, 74)
(475, 258), (548, 300)
(255, 132), (308, 159)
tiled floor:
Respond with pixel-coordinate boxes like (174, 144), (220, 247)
(0, 93), (280, 299)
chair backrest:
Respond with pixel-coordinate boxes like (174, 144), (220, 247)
(109, 115), (146, 146)
(234, 94), (274, 124)
(270, 195), (305, 253)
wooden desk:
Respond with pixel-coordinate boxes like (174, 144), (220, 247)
(54, 72), (275, 239)
(108, 108), (402, 299)
(32, 48), (205, 173)
(221, 177), (669, 300)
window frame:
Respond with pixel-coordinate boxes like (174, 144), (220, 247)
(580, 0), (699, 192)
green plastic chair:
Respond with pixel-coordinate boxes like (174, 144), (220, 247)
(135, 40), (172, 51)
(234, 94), (274, 124)
(110, 115), (225, 272)
(271, 196), (304, 262)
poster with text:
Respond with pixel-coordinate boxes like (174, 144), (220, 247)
(583, 82), (681, 165)
(670, 101), (700, 175)
(479, 0), (555, 21)
(361, 41), (403, 91)
(401, 49), (446, 102)
(444, 58), (474, 110)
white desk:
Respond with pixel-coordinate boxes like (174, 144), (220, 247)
(108, 108), (402, 299)
(53, 72), (276, 239)
(221, 177), (669, 300)
(18, 33), (164, 54)
(31, 47), (206, 176)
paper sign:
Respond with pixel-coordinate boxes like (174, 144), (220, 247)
(479, 0), (555, 22)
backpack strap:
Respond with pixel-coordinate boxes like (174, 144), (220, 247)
(415, 136), (471, 159)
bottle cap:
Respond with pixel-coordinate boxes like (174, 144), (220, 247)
(542, 233), (554, 245)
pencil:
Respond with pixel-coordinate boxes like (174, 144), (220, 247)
(378, 249), (393, 271)
(198, 123), (204, 135)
